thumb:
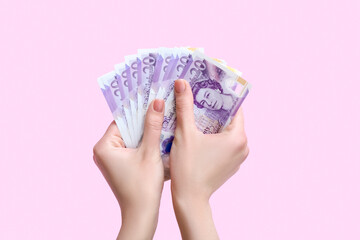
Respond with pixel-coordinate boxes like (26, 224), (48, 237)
(174, 79), (196, 131)
(140, 99), (165, 153)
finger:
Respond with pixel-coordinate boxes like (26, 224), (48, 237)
(102, 120), (125, 148)
(103, 120), (122, 138)
(174, 79), (196, 131)
(140, 99), (164, 153)
(224, 107), (245, 134)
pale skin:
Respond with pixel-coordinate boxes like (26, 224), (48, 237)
(93, 79), (249, 240)
(93, 99), (165, 240)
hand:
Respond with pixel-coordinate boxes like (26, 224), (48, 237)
(93, 99), (165, 240)
(170, 79), (249, 240)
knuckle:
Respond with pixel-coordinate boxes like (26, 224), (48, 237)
(225, 122), (235, 132)
(237, 146), (249, 166)
(92, 142), (100, 156)
(92, 141), (106, 163)
(92, 154), (99, 166)
(175, 96), (193, 114)
(145, 115), (163, 131)
(244, 146), (250, 158)
(140, 145), (160, 158)
(235, 133), (248, 150)
(174, 124), (198, 142)
(175, 103), (188, 115)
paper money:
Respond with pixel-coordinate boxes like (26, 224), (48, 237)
(137, 49), (158, 139)
(97, 47), (251, 175)
(114, 64), (137, 148)
(124, 55), (141, 144)
(97, 71), (133, 147)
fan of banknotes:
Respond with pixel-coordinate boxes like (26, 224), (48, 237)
(98, 47), (250, 177)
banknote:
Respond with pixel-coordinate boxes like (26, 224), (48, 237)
(152, 48), (177, 101)
(145, 52), (164, 109)
(185, 50), (249, 128)
(137, 49), (159, 137)
(114, 63), (137, 148)
(161, 48), (195, 117)
(156, 48), (184, 101)
(160, 50), (249, 156)
(146, 47), (178, 110)
(124, 55), (141, 144)
(138, 49), (159, 108)
(97, 71), (133, 147)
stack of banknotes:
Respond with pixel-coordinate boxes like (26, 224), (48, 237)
(98, 47), (250, 177)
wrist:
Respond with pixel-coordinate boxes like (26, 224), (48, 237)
(171, 191), (219, 240)
(117, 205), (160, 240)
(172, 191), (210, 213)
(171, 182), (211, 205)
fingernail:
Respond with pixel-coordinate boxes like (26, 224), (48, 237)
(153, 99), (164, 113)
(175, 79), (186, 93)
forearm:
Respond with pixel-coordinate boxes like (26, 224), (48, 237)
(117, 206), (159, 240)
(172, 194), (219, 240)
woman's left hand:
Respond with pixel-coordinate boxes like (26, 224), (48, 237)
(93, 99), (165, 240)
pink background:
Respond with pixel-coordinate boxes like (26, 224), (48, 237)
(1, 0), (359, 239)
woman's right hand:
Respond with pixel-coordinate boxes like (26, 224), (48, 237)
(170, 79), (249, 240)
